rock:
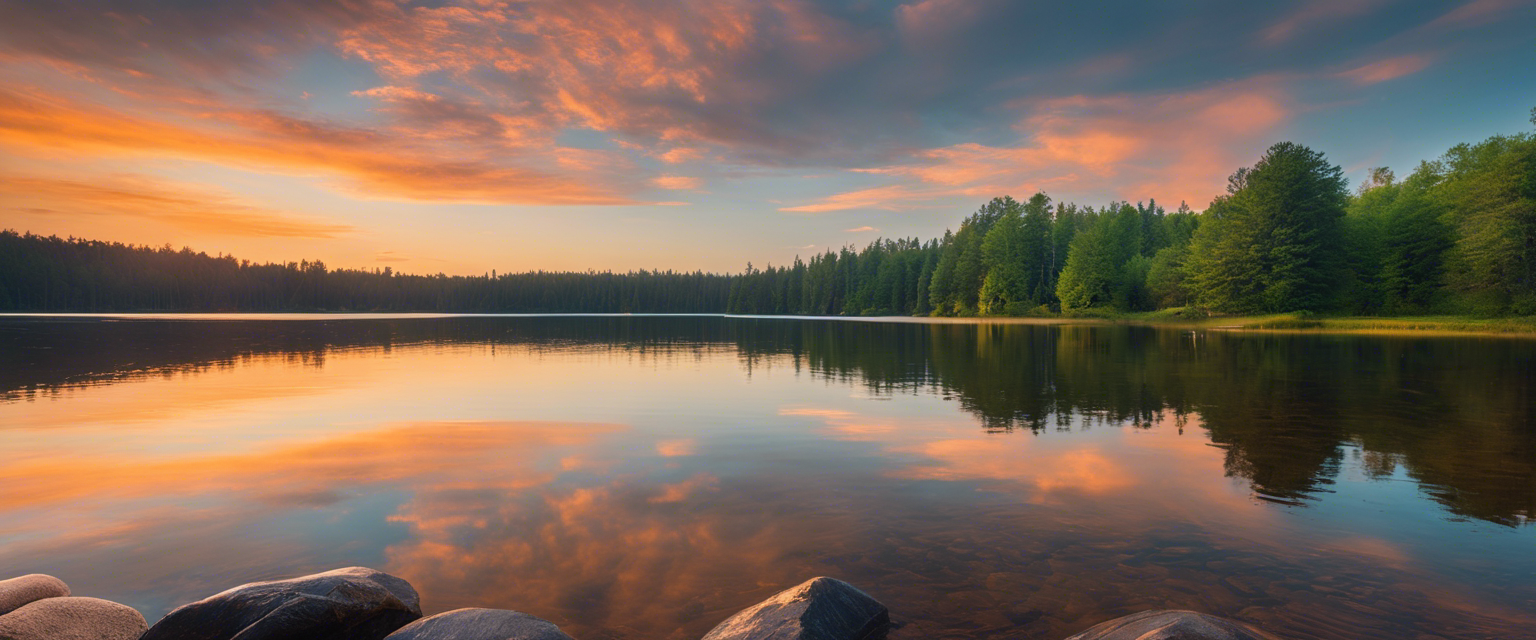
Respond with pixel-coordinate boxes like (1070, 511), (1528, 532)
(0, 596), (148, 640)
(0, 574), (70, 616)
(140, 566), (422, 640)
(1064, 610), (1282, 640)
(701, 577), (889, 640)
(385, 608), (574, 640)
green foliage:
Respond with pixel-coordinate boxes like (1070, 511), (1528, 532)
(1145, 244), (1191, 308)
(1056, 204), (1143, 312)
(1184, 142), (1347, 313)
(1436, 134), (1536, 314)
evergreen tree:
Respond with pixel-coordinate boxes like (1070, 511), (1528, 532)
(1185, 142), (1348, 313)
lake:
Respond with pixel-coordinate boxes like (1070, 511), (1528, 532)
(0, 315), (1532, 640)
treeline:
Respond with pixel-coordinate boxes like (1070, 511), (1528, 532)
(3, 126), (1532, 316)
(0, 232), (730, 312)
(730, 130), (1536, 317)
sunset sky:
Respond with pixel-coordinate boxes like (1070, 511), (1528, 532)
(1, 0), (1531, 275)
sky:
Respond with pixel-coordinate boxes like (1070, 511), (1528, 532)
(0, 0), (1532, 275)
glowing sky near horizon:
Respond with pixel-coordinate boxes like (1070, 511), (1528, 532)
(0, 0), (1532, 274)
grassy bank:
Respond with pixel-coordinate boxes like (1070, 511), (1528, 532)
(1098, 308), (1536, 336)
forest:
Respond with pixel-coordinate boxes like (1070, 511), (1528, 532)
(2, 126), (1533, 316)
(729, 131), (1536, 318)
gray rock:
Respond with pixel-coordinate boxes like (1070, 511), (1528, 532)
(385, 608), (574, 640)
(0, 574), (70, 617)
(1064, 610), (1282, 640)
(0, 596), (148, 640)
(701, 577), (889, 640)
(140, 566), (422, 640)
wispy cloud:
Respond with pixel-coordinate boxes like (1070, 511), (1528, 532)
(844, 226), (878, 233)
(0, 87), (636, 205)
(651, 175), (703, 190)
(0, 173), (353, 238)
(1338, 55), (1433, 85)
(1259, 0), (1390, 45)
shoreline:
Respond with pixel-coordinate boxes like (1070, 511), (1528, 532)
(4, 310), (1536, 337)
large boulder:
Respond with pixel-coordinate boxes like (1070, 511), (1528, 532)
(0, 596), (148, 640)
(141, 566), (422, 640)
(701, 577), (889, 640)
(1064, 610), (1281, 640)
(385, 608), (574, 640)
(0, 574), (70, 616)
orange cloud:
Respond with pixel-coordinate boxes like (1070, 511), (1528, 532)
(330, 0), (876, 156)
(656, 147), (708, 164)
(780, 184), (947, 213)
(0, 87), (634, 206)
(782, 78), (1291, 212)
(651, 175), (703, 190)
(844, 226), (878, 233)
(1338, 54), (1433, 85)
(0, 173), (353, 238)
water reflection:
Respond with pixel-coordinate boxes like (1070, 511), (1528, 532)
(0, 316), (1532, 640)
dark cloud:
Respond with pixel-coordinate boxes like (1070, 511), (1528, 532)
(0, 0), (378, 80)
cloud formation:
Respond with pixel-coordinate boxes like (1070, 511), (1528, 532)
(784, 79), (1292, 211)
(1, 173), (354, 238)
(0, 87), (634, 205)
(1338, 55), (1434, 85)
(0, 0), (1528, 268)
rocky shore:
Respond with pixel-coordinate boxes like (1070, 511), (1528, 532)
(0, 568), (1281, 640)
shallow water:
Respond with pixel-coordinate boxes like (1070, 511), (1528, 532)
(0, 315), (1532, 639)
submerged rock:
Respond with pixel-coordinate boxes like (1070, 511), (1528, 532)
(0, 574), (71, 616)
(385, 608), (575, 640)
(140, 566), (422, 640)
(0, 596), (148, 640)
(1064, 610), (1281, 640)
(701, 577), (889, 640)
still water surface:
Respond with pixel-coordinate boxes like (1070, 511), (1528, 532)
(0, 315), (1532, 639)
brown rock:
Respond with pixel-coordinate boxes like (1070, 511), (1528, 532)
(0, 574), (70, 616)
(385, 609), (574, 640)
(701, 577), (889, 640)
(140, 566), (421, 640)
(1065, 610), (1282, 640)
(0, 596), (148, 640)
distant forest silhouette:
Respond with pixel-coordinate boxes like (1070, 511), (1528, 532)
(0, 230), (731, 313)
(3, 129), (1534, 316)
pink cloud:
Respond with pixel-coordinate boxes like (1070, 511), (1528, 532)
(1338, 54), (1434, 85)
(1260, 0), (1390, 45)
(783, 78), (1292, 212)
(1424, 0), (1522, 29)
(844, 226), (878, 233)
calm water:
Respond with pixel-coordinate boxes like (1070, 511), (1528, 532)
(1, 315), (1532, 640)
